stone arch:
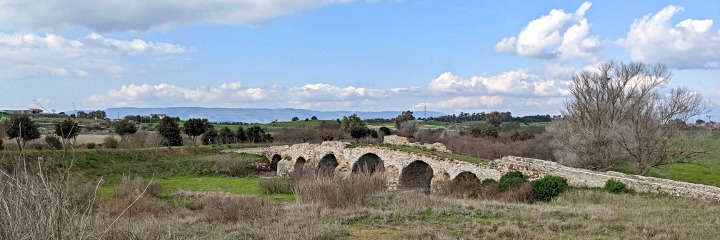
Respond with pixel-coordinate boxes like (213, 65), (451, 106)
(399, 160), (434, 192)
(352, 153), (385, 174)
(269, 154), (282, 171)
(453, 171), (480, 183)
(317, 154), (339, 177)
(294, 157), (306, 170)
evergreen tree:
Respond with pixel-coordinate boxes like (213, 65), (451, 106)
(54, 118), (81, 148)
(183, 118), (209, 146)
(157, 117), (183, 147)
(5, 115), (41, 150)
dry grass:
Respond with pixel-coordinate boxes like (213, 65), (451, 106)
(3, 147), (719, 239)
(201, 195), (278, 223)
(291, 168), (387, 208)
(101, 176), (167, 218)
(0, 154), (102, 239)
(257, 177), (291, 194)
(5, 166), (718, 239)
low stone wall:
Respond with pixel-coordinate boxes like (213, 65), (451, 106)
(493, 156), (720, 201)
(382, 135), (451, 153)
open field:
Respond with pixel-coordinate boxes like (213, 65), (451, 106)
(2, 144), (720, 239)
(613, 157), (720, 188)
(4, 116), (720, 238)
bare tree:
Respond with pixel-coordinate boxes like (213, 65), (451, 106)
(550, 62), (712, 175)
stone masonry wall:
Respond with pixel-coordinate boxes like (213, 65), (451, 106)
(492, 156), (720, 201)
(231, 137), (720, 201)
(383, 135), (451, 153)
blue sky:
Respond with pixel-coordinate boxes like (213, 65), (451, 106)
(1, 0), (720, 118)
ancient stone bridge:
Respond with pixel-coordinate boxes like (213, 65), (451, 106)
(231, 137), (720, 201)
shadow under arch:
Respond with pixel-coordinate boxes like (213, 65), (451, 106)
(317, 154), (338, 177)
(453, 171), (480, 183)
(352, 153), (384, 174)
(294, 157), (306, 170)
(399, 160), (434, 193)
(269, 154), (282, 171)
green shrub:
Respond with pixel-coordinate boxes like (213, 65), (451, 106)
(604, 179), (629, 194)
(481, 178), (497, 186)
(85, 143), (96, 149)
(469, 124), (498, 138)
(45, 135), (63, 150)
(103, 136), (119, 149)
(531, 175), (568, 202)
(499, 171), (526, 190)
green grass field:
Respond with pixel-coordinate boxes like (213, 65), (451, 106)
(99, 176), (294, 202)
(611, 156), (720, 188)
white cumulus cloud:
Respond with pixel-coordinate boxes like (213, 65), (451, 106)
(85, 82), (268, 107)
(617, 5), (720, 69)
(496, 1), (601, 63)
(428, 71), (570, 97)
(84, 81), (410, 109)
(0, 32), (188, 80)
(0, 0), (359, 32)
(414, 96), (504, 110)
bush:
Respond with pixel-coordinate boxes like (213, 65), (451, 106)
(604, 179), (629, 194)
(146, 180), (163, 197)
(85, 143), (96, 149)
(531, 175), (568, 202)
(257, 177), (291, 194)
(481, 178), (497, 186)
(378, 127), (391, 135)
(202, 195), (277, 223)
(469, 182), (535, 203)
(499, 171), (526, 190)
(469, 124), (498, 138)
(103, 136), (119, 149)
(500, 183), (536, 203)
(45, 135), (63, 150)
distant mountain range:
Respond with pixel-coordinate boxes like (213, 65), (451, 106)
(104, 107), (446, 123)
